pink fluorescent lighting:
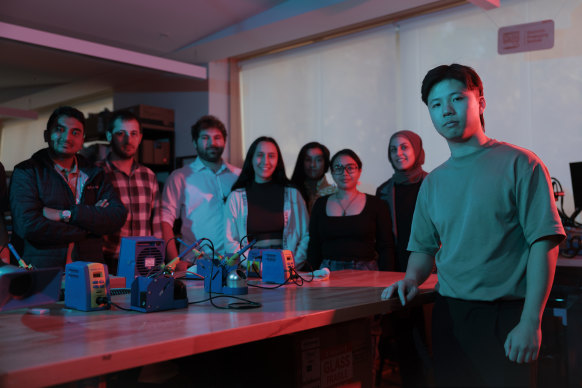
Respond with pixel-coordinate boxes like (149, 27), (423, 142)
(0, 22), (207, 79)
(0, 106), (38, 120)
(467, 0), (500, 10)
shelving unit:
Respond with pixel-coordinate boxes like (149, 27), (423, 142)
(125, 105), (175, 179)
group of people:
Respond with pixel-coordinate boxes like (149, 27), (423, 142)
(5, 104), (424, 275)
(3, 63), (566, 387)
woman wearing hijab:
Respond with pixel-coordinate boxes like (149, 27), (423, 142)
(376, 130), (428, 272)
(376, 131), (430, 387)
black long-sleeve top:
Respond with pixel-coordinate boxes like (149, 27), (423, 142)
(393, 181), (422, 271)
(306, 194), (394, 270)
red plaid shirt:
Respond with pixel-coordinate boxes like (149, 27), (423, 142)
(97, 157), (163, 259)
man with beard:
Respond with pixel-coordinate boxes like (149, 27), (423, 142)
(97, 110), (163, 274)
(10, 106), (127, 269)
(161, 115), (240, 263)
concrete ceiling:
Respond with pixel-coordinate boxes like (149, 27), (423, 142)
(0, 0), (486, 118)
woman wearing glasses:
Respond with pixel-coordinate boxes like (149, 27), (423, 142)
(224, 136), (309, 268)
(305, 149), (394, 271)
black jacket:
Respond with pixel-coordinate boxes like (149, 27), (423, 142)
(10, 148), (128, 268)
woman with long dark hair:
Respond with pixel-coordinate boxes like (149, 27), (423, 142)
(306, 149), (394, 271)
(290, 142), (336, 213)
(224, 136), (309, 267)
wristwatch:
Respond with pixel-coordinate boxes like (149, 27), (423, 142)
(60, 210), (72, 223)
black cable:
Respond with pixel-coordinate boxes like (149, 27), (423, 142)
(109, 301), (134, 312)
(239, 235), (249, 250)
(552, 177), (582, 227)
(237, 235), (250, 265)
(207, 294), (262, 309)
(164, 236), (181, 261)
(552, 177), (568, 220)
(174, 270), (204, 280)
(246, 261), (314, 289)
(293, 262), (315, 283)
(203, 238), (262, 309)
(248, 277), (293, 289)
(188, 296), (213, 304)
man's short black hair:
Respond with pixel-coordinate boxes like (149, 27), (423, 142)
(46, 106), (86, 133)
(107, 110), (142, 133)
(191, 115), (227, 142)
(44, 106), (85, 142)
(421, 63), (485, 129)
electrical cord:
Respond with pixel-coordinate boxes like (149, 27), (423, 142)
(199, 294), (261, 309)
(552, 177), (582, 227)
(109, 301), (134, 312)
(294, 262), (315, 283)
(552, 177), (568, 220)
(188, 296), (213, 304)
(201, 239), (261, 310)
(164, 235), (181, 260)
(174, 270), (204, 280)
(94, 296), (134, 312)
(247, 262), (315, 289)
(237, 235), (250, 266)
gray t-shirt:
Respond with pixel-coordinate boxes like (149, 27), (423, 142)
(408, 139), (565, 301)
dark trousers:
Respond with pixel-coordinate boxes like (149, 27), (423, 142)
(380, 305), (430, 387)
(432, 294), (533, 387)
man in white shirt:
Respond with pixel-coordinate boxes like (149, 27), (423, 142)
(161, 115), (240, 263)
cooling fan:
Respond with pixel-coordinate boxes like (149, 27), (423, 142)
(118, 237), (165, 283)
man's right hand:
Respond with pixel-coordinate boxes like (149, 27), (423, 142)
(381, 278), (419, 306)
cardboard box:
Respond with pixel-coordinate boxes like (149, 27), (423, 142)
(294, 319), (372, 387)
(140, 139), (155, 164)
(155, 318), (373, 387)
(126, 104), (174, 128)
(153, 139), (171, 165)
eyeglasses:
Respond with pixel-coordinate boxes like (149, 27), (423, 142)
(331, 164), (359, 175)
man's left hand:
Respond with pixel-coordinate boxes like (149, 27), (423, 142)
(504, 319), (541, 363)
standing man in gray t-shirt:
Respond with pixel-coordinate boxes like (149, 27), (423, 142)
(381, 64), (565, 387)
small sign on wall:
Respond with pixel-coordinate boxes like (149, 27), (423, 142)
(498, 20), (554, 54)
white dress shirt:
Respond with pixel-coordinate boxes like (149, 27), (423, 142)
(161, 157), (240, 255)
